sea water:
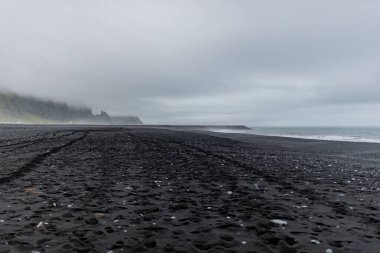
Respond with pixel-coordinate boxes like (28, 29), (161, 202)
(211, 127), (380, 144)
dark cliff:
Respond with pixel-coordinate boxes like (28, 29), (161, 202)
(0, 92), (143, 125)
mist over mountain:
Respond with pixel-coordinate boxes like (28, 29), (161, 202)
(0, 92), (142, 125)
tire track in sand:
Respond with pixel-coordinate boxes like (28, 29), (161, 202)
(0, 131), (88, 184)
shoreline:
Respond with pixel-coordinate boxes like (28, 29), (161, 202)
(209, 131), (380, 144)
(207, 129), (380, 144)
(2, 123), (380, 144)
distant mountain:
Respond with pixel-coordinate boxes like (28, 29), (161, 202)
(110, 116), (143, 125)
(0, 92), (143, 125)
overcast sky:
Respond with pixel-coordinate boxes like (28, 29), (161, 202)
(1, 0), (380, 126)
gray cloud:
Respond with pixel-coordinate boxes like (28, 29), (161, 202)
(1, 0), (380, 125)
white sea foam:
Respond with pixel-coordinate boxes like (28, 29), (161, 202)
(206, 128), (249, 134)
(208, 127), (380, 144)
(267, 134), (380, 143)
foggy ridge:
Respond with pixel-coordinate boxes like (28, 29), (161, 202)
(0, 92), (142, 125)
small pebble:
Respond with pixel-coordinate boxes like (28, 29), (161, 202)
(271, 219), (287, 226)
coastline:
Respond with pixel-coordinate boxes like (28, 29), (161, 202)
(0, 126), (379, 252)
(208, 127), (380, 144)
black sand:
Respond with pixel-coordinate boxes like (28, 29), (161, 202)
(0, 126), (379, 253)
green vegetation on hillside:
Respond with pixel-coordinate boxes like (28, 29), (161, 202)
(0, 92), (93, 124)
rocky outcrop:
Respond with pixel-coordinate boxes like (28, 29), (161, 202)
(110, 116), (143, 125)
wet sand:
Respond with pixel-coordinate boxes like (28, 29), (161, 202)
(0, 126), (379, 253)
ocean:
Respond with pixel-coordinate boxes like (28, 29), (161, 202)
(211, 127), (380, 144)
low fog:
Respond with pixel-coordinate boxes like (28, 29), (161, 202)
(1, 0), (380, 126)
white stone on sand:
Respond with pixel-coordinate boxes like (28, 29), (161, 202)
(271, 219), (287, 226)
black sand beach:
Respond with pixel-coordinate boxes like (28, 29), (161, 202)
(0, 126), (379, 253)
